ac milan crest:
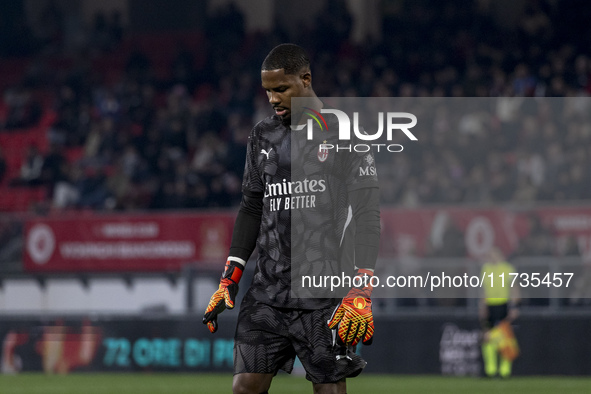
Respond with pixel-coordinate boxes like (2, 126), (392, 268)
(317, 141), (329, 162)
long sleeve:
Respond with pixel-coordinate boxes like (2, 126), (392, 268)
(349, 187), (380, 270)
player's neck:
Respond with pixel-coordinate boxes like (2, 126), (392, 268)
(292, 96), (323, 127)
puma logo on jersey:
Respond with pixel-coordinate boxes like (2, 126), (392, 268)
(261, 148), (273, 160)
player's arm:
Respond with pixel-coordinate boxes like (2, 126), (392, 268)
(328, 186), (380, 346)
(202, 192), (263, 333)
(203, 126), (264, 333)
(228, 190), (264, 261)
(351, 186), (380, 272)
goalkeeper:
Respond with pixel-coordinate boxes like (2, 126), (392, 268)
(203, 44), (380, 394)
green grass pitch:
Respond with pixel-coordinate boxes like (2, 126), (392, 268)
(0, 373), (590, 393)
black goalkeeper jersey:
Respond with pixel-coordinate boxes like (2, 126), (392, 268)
(242, 114), (378, 309)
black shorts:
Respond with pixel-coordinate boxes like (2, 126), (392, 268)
(486, 303), (508, 328)
(234, 295), (367, 384)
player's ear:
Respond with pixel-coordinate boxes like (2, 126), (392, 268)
(301, 71), (312, 88)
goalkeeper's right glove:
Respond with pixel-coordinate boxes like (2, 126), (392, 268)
(202, 258), (243, 333)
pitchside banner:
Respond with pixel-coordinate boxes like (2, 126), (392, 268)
(23, 213), (235, 272)
(2, 315), (590, 375)
(22, 206), (591, 272)
(0, 316), (236, 374)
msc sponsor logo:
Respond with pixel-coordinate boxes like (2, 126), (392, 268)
(359, 166), (377, 176)
(359, 154), (377, 176)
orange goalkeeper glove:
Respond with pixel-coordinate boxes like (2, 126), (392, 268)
(203, 258), (243, 333)
(328, 269), (374, 347)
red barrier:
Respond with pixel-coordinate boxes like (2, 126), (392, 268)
(380, 206), (591, 260)
(24, 212), (236, 272)
(22, 206), (591, 272)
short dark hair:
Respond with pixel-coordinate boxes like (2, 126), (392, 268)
(261, 44), (310, 75)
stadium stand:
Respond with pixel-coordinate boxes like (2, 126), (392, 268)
(0, 1), (589, 214)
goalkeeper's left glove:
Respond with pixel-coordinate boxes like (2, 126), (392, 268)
(328, 268), (374, 347)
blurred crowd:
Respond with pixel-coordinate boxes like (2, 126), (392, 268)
(1, 0), (591, 212)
